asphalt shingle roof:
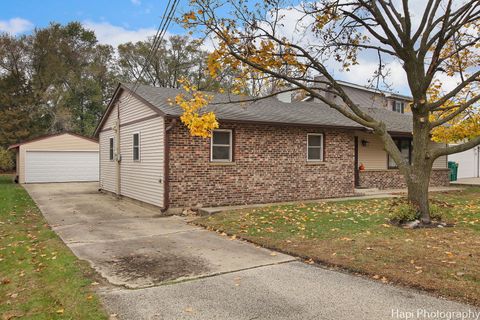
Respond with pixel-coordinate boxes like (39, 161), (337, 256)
(124, 83), (413, 133)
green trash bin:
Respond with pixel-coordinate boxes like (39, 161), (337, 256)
(448, 161), (458, 181)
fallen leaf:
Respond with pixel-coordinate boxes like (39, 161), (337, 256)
(56, 309), (64, 314)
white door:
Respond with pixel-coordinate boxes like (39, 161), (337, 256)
(25, 151), (99, 183)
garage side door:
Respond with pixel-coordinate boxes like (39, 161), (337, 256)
(25, 151), (99, 183)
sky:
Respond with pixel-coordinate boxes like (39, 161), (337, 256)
(0, 0), (466, 96)
(0, 0), (189, 47)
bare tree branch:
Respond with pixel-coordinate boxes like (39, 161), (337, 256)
(432, 136), (480, 159)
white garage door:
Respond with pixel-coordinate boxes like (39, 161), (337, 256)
(25, 151), (99, 183)
(448, 147), (480, 179)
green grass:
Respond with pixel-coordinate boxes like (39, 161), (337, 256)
(196, 188), (480, 306)
(0, 175), (108, 319)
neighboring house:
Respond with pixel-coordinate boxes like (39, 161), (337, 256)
(93, 83), (449, 211)
(448, 145), (480, 179)
(302, 77), (413, 114)
(8, 132), (99, 183)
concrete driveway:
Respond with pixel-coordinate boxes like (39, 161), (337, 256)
(24, 183), (478, 320)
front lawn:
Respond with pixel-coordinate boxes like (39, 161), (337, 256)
(195, 188), (480, 306)
(0, 175), (107, 319)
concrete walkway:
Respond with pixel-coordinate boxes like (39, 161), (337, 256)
(451, 177), (480, 186)
(24, 183), (478, 320)
(199, 186), (464, 215)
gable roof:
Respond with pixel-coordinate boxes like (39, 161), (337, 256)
(95, 83), (413, 136)
(334, 79), (413, 101)
(8, 132), (98, 150)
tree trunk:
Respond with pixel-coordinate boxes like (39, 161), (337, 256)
(407, 104), (434, 224)
(406, 167), (432, 224)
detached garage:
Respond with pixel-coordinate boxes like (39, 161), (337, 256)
(8, 133), (99, 183)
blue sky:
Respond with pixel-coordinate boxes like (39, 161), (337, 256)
(0, 0), (191, 46)
(0, 0), (184, 31)
(0, 0), (423, 95)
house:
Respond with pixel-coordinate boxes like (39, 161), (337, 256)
(302, 77), (413, 114)
(93, 83), (449, 211)
(8, 132), (99, 183)
(448, 145), (480, 179)
(301, 79), (449, 189)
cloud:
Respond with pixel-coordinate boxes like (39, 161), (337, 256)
(83, 21), (168, 47)
(131, 0), (141, 5)
(0, 18), (33, 35)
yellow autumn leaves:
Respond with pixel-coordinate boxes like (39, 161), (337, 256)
(173, 78), (218, 138)
(429, 80), (480, 143)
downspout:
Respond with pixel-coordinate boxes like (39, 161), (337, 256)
(477, 146), (480, 178)
(115, 103), (121, 197)
(163, 118), (177, 212)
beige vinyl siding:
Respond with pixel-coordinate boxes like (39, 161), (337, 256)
(119, 117), (164, 207)
(99, 131), (116, 193)
(357, 132), (388, 170)
(341, 86), (387, 109)
(98, 91), (165, 208)
(431, 142), (448, 169)
(18, 133), (98, 183)
(357, 132), (448, 170)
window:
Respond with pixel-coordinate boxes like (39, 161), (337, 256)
(133, 133), (140, 161)
(307, 133), (324, 161)
(388, 138), (412, 168)
(211, 129), (232, 162)
(393, 101), (404, 113)
(109, 138), (114, 161)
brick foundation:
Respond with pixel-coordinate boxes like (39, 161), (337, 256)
(167, 122), (356, 208)
(358, 169), (450, 189)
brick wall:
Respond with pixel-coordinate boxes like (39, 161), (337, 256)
(358, 169), (450, 189)
(167, 122), (355, 208)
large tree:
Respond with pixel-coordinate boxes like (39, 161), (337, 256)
(0, 22), (116, 147)
(0, 34), (46, 149)
(117, 35), (227, 91)
(179, 0), (480, 224)
(29, 22), (116, 135)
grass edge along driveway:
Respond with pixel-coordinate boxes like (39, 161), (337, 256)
(195, 188), (480, 307)
(0, 175), (108, 320)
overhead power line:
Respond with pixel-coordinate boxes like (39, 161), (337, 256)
(122, 0), (180, 105)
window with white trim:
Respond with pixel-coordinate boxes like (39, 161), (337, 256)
(211, 129), (232, 162)
(393, 101), (405, 113)
(307, 133), (324, 161)
(109, 138), (114, 161)
(133, 133), (140, 161)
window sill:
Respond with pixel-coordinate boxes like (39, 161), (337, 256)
(306, 161), (326, 165)
(209, 161), (236, 166)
